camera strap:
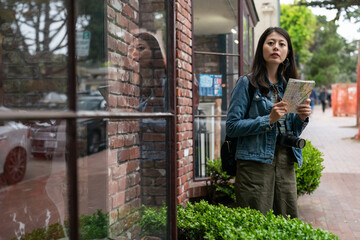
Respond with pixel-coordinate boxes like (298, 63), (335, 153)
(276, 118), (287, 134)
(271, 85), (289, 135)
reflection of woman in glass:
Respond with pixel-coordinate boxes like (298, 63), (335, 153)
(130, 32), (167, 112)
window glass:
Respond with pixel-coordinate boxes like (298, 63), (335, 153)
(0, 0), (171, 239)
(76, 0), (168, 113)
(243, 14), (249, 68)
(194, 0), (238, 54)
(0, 119), (68, 239)
(76, 117), (169, 239)
(194, 55), (238, 178)
(0, 1), (68, 110)
(249, 27), (254, 65)
(75, 0), (169, 239)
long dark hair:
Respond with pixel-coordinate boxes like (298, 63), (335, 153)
(249, 27), (298, 96)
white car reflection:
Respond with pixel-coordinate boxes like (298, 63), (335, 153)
(30, 120), (66, 160)
(0, 121), (30, 185)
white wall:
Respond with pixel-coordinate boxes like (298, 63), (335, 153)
(253, 0), (280, 50)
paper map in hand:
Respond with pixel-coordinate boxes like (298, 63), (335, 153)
(282, 78), (315, 113)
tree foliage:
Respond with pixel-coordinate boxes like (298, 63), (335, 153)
(299, 0), (360, 22)
(304, 15), (357, 86)
(280, 4), (317, 65)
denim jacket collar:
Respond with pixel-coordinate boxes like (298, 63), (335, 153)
(265, 73), (285, 93)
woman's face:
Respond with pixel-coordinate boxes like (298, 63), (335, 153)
(128, 38), (152, 68)
(136, 39), (152, 67)
(262, 32), (288, 67)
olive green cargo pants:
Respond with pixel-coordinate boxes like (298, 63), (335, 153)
(235, 146), (298, 219)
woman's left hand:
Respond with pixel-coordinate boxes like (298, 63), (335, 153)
(297, 98), (312, 121)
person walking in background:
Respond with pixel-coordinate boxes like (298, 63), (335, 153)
(226, 27), (311, 219)
(319, 87), (327, 113)
(309, 88), (317, 111)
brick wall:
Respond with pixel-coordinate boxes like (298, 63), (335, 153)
(107, 0), (167, 238)
(175, 0), (194, 205)
(107, 0), (142, 238)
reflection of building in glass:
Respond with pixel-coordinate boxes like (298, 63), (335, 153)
(0, 0), (261, 239)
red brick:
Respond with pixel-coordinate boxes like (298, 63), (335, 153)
(143, 133), (166, 141)
(111, 163), (126, 179)
(107, 6), (115, 20)
(112, 191), (125, 208)
(125, 185), (141, 201)
(123, 5), (135, 20)
(118, 177), (127, 191)
(108, 181), (118, 195)
(127, 159), (140, 173)
(108, 121), (118, 135)
(108, 94), (117, 107)
(129, 146), (140, 159)
(110, 135), (125, 148)
(117, 148), (131, 163)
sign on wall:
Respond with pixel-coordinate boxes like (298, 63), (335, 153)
(199, 74), (222, 97)
(76, 31), (91, 57)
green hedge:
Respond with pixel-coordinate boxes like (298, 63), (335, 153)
(295, 140), (325, 197)
(142, 200), (338, 240)
(13, 210), (108, 240)
(206, 140), (325, 202)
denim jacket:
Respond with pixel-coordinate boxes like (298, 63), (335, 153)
(226, 75), (308, 167)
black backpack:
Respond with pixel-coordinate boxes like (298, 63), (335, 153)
(221, 81), (255, 176)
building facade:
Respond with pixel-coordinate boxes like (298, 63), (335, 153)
(253, 0), (280, 49)
(0, 0), (258, 239)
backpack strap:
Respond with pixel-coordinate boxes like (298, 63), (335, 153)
(245, 78), (255, 118)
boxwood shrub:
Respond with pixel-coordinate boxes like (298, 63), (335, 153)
(295, 140), (325, 197)
(141, 200), (338, 240)
(206, 139), (325, 202)
(12, 209), (108, 240)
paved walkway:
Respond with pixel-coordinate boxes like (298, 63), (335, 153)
(298, 105), (360, 240)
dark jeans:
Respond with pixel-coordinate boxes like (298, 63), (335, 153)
(235, 146), (298, 219)
(321, 100), (326, 112)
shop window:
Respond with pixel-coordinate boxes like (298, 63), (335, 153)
(193, 0), (257, 178)
(0, 0), (173, 239)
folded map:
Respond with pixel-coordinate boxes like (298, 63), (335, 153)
(282, 78), (315, 113)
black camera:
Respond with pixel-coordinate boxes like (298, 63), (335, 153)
(277, 132), (306, 149)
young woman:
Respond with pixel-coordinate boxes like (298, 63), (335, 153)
(226, 27), (312, 218)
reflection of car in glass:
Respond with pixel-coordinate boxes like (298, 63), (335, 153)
(30, 92), (107, 159)
(77, 94), (107, 156)
(0, 121), (30, 185)
(30, 120), (66, 160)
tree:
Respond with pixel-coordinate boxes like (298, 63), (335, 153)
(299, 0), (360, 22)
(338, 40), (358, 83)
(0, 0), (68, 101)
(304, 15), (357, 86)
(280, 4), (317, 66)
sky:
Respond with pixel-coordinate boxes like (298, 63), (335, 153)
(280, 0), (360, 42)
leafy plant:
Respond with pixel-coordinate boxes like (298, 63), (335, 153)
(12, 223), (65, 240)
(78, 209), (109, 239)
(206, 140), (325, 202)
(205, 157), (235, 204)
(141, 200), (338, 240)
(139, 203), (167, 239)
(13, 209), (109, 240)
(295, 140), (325, 197)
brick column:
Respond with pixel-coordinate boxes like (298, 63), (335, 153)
(175, 0), (194, 205)
(107, 1), (142, 238)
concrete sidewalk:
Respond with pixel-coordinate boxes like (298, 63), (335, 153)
(298, 104), (360, 240)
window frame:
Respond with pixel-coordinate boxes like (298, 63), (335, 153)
(0, 0), (177, 239)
